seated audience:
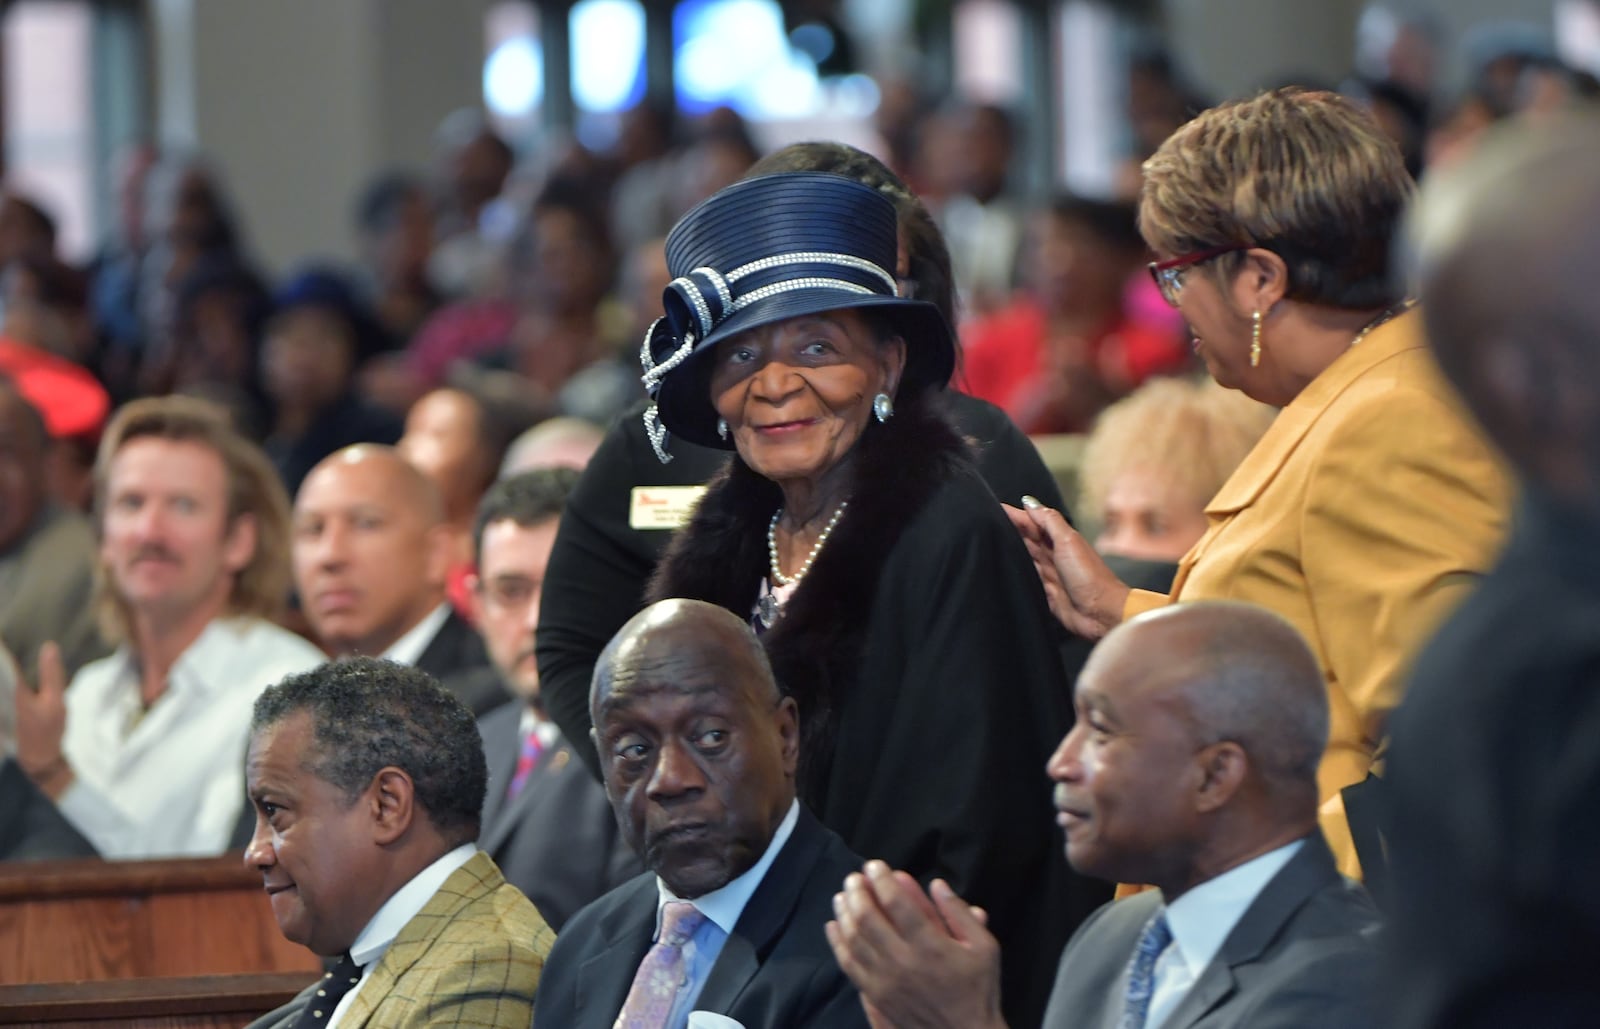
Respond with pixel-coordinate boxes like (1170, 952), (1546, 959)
(291, 444), (499, 713)
(1385, 111), (1600, 1027)
(352, 169), (440, 350)
(243, 658), (554, 1028)
(163, 253), (272, 434)
(1078, 376), (1275, 592)
(534, 599), (868, 1028)
(471, 469), (639, 930)
(396, 385), (534, 612)
(0, 379), (106, 680)
(260, 267), (401, 498)
(11, 396), (324, 858)
(961, 194), (1188, 433)
(498, 415), (604, 478)
(829, 601), (1382, 1028)
(0, 641), (97, 860)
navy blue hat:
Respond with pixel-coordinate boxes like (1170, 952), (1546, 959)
(641, 172), (955, 457)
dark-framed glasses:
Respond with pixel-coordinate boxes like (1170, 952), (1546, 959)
(1147, 245), (1248, 308)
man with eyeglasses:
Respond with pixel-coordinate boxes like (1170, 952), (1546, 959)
(469, 468), (640, 930)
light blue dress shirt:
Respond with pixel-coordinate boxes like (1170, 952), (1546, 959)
(647, 800), (800, 1029)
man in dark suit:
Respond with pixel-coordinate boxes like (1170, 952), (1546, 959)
(243, 658), (554, 1028)
(534, 598), (868, 1029)
(291, 445), (500, 714)
(829, 601), (1380, 1028)
(1383, 113), (1600, 1028)
(469, 469), (639, 930)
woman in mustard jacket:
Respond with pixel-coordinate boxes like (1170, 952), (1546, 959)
(1012, 88), (1512, 879)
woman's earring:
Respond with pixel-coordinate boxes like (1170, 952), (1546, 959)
(1250, 309), (1263, 368)
(716, 417), (729, 440)
(873, 393), (894, 423)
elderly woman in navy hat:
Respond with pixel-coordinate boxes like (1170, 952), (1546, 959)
(640, 172), (1089, 1026)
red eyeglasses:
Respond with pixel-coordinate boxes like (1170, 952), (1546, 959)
(1147, 245), (1248, 307)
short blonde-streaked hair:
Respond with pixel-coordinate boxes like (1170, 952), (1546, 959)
(94, 396), (292, 643)
(1080, 376), (1277, 523)
(1140, 87), (1413, 309)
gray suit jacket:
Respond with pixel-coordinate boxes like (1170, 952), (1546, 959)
(1043, 835), (1381, 1029)
(476, 700), (640, 931)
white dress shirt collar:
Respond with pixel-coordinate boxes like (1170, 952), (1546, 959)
(1160, 838), (1304, 980)
(347, 842), (479, 969)
(654, 799), (800, 937)
(517, 707), (561, 750)
(378, 603), (451, 667)
(326, 842), (478, 1028)
(1142, 837), (1307, 1029)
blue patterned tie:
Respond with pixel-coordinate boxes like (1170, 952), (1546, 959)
(1121, 912), (1173, 1029)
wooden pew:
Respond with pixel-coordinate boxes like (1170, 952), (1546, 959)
(0, 854), (321, 984)
(0, 971), (315, 1028)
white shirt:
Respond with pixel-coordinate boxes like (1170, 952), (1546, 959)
(518, 708), (561, 751)
(328, 842), (479, 1028)
(59, 616), (327, 859)
(378, 603), (451, 667)
(1146, 839), (1305, 1029)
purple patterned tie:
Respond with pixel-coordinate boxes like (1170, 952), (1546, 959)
(614, 901), (706, 1029)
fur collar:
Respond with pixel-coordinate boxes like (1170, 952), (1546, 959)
(648, 394), (973, 788)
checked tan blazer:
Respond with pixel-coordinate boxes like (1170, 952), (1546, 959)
(249, 851), (556, 1028)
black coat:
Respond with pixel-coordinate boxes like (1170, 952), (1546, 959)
(1384, 493), (1600, 1027)
(533, 806), (868, 1029)
(535, 391), (1075, 784)
(647, 397), (1105, 1028)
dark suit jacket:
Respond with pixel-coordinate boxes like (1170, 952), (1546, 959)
(1043, 835), (1381, 1029)
(414, 610), (502, 716)
(0, 756), (98, 861)
(477, 700), (641, 931)
(533, 805), (869, 1029)
(1385, 493), (1600, 1027)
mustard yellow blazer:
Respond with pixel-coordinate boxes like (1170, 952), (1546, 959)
(1125, 311), (1511, 878)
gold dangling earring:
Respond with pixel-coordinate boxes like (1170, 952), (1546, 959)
(1250, 309), (1262, 368)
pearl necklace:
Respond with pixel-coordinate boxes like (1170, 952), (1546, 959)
(1349, 298), (1415, 348)
(768, 500), (849, 587)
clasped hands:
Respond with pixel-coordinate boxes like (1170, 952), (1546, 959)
(825, 860), (1007, 1029)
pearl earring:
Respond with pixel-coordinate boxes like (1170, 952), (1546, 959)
(716, 418), (729, 440)
(1250, 309), (1262, 368)
(873, 393), (894, 423)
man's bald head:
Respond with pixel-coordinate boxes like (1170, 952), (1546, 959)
(1051, 601), (1327, 892)
(592, 598), (778, 720)
(303, 445), (444, 526)
(291, 445), (451, 656)
(1409, 114), (1600, 500)
(590, 599), (797, 898)
(1098, 602), (1328, 800)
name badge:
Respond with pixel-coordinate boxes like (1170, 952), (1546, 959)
(629, 486), (706, 530)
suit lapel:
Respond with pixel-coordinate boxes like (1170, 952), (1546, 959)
(479, 710), (521, 833)
(481, 743), (576, 855)
(1161, 836), (1340, 1029)
(335, 852), (497, 1028)
(574, 878), (658, 1029)
(693, 808), (827, 1014)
